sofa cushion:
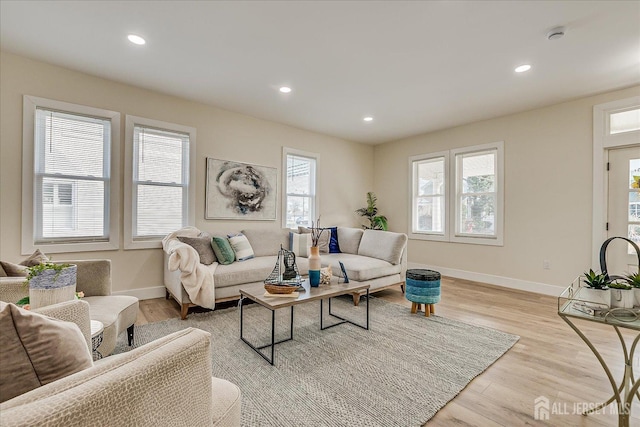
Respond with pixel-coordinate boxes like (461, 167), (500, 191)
(241, 229), (290, 257)
(337, 228), (364, 254)
(211, 237), (235, 265)
(20, 249), (49, 267)
(212, 256), (278, 288)
(177, 236), (217, 265)
(0, 302), (93, 403)
(298, 227), (330, 253)
(358, 230), (407, 265)
(227, 233), (255, 261)
(0, 261), (28, 277)
(321, 254), (402, 282)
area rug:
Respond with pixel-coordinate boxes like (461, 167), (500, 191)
(114, 297), (518, 426)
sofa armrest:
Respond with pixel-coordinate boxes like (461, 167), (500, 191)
(33, 299), (91, 350)
(0, 328), (217, 427)
(0, 277), (28, 305)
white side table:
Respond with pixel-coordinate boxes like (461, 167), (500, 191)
(90, 320), (104, 360)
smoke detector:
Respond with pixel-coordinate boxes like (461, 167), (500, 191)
(547, 26), (566, 41)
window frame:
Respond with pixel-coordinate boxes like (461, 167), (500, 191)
(124, 115), (196, 250)
(408, 151), (449, 241)
(408, 141), (504, 246)
(450, 142), (504, 245)
(21, 95), (120, 255)
(282, 147), (319, 229)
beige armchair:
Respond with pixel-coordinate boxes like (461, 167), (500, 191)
(0, 315), (241, 427)
(0, 259), (138, 356)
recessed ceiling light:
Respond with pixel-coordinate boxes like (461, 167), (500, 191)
(127, 34), (146, 45)
(515, 64), (531, 73)
(279, 86), (292, 93)
(363, 117), (373, 122)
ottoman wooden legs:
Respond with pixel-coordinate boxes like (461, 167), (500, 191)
(410, 302), (435, 317)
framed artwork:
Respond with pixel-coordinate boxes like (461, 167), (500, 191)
(205, 158), (277, 220)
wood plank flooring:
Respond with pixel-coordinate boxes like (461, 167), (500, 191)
(137, 277), (640, 426)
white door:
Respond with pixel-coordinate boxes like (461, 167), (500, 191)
(607, 146), (640, 275)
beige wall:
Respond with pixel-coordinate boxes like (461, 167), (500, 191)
(373, 85), (640, 292)
(0, 51), (374, 294)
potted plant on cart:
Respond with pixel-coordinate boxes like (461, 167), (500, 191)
(579, 269), (611, 307)
(609, 281), (634, 308)
(624, 272), (640, 307)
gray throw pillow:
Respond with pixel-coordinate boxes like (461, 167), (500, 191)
(298, 227), (330, 253)
(177, 236), (217, 265)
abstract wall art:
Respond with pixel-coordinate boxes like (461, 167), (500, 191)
(205, 158), (277, 220)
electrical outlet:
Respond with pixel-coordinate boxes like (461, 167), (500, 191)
(543, 260), (551, 270)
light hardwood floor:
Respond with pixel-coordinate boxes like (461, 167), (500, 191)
(137, 277), (640, 426)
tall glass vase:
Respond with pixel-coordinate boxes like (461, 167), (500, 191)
(308, 246), (321, 287)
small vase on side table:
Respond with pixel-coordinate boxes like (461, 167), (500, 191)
(308, 246), (321, 287)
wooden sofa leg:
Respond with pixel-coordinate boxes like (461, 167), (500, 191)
(352, 294), (360, 306)
(165, 290), (170, 300)
(127, 325), (135, 346)
(180, 303), (190, 320)
(400, 283), (405, 294)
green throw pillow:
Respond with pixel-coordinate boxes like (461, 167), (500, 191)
(211, 237), (235, 265)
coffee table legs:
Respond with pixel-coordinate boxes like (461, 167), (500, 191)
(320, 288), (369, 331)
(239, 296), (294, 365)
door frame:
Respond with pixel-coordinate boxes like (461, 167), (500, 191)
(592, 96), (640, 267)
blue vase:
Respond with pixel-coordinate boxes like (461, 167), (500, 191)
(309, 270), (321, 287)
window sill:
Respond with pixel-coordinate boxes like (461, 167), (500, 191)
(22, 240), (119, 256)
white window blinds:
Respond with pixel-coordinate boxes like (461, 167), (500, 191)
(34, 108), (111, 243)
(132, 125), (190, 239)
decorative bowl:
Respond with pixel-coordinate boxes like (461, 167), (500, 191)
(264, 284), (298, 294)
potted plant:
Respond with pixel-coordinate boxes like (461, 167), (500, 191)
(624, 272), (640, 307)
(609, 281), (634, 308)
(355, 192), (388, 231)
(26, 262), (77, 309)
(579, 269), (611, 306)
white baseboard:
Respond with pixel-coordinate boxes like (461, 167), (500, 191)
(112, 286), (166, 300)
(407, 262), (564, 297)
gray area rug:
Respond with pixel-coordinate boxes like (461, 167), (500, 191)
(114, 297), (519, 426)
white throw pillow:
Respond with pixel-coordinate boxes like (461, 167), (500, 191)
(289, 232), (311, 257)
(227, 233), (255, 261)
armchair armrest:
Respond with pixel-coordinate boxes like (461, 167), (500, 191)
(0, 328), (217, 427)
(33, 299), (91, 350)
(0, 277), (28, 305)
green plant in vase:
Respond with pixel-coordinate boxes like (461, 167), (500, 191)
(355, 192), (388, 231)
(623, 272), (640, 288)
(582, 269), (610, 289)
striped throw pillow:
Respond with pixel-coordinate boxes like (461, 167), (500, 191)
(289, 232), (311, 257)
(227, 233), (255, 262)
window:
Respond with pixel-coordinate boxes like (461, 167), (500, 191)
(125, 116), (196, 249)
(410, 152), (448, 241)
(22, 96), (120, 254)
(409, 142), (504, 245)
(283, 147), (318, 229)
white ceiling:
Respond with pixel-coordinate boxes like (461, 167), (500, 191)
(1, 1), (639, 144)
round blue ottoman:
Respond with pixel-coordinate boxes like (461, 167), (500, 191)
(406, 269), (441, 317)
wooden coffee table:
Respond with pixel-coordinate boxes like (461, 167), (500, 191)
(239, 279), (370, 365)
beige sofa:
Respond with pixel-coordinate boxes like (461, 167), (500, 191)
(0, 260), (138, 356)
(164, 227), (407, 318)
(0, 300), (241, 427)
